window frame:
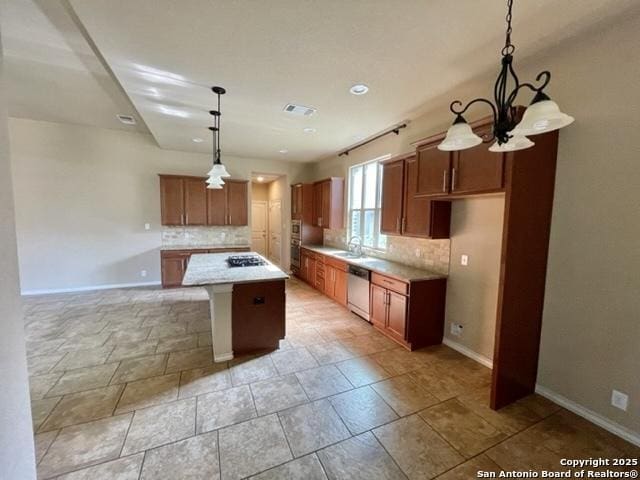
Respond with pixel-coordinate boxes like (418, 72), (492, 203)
(347, 155), (389, 251)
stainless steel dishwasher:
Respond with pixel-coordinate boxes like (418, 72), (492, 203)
(347, 264), (371, 322)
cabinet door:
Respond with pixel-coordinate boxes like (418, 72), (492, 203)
(300, 253), (308, 281)
(452, 128), (504, 194)
(403, 155), (452, 239)
(227, 181), (248, 226)
(416, 143), (452, 197)
(307, 257), (317, 287)
(206, 186), (227, 226)
(321, 180), (331, 228)
(184, 178), (207, 225)
(386, 291), (407, 340)
(160, 177), (185, 226)
(380, 159), (404, 235)
(161, 256), (187, 287)
(313, 182), (323, 227)
(334, 268), (348, 306)
(291, 184), (303, 220)
(324, 265), (336, 298)
(370, 284), (388, 329)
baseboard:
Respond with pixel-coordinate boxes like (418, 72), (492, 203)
(442, 337), (493, 369)
(214, 353), (234, 363)
(21, 281), (162, 296)
(535, 384), (640, 447)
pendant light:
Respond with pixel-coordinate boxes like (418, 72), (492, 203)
(206, 86), (230, 185)
(438, 0), (573, 152)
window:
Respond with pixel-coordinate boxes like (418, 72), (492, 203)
(348, 158), (387, 250)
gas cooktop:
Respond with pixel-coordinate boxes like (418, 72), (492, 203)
(226, 255), (267, 268)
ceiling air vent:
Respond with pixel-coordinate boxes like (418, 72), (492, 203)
(283, 104), (316, 117)
(116, 114), (136, 125)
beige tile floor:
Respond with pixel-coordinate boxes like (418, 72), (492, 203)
(24, 278), (638, 479)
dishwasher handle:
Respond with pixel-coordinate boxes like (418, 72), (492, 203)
(348, 265), (371, 280)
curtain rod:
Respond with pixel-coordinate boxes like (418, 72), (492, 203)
(338, 123), (408, 157)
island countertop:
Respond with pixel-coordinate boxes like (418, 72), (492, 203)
(182, 252), (289, 286)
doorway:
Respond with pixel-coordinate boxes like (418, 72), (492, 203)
(251, 201), (268, 255)
(251, 173), (286, 267)
(268, 199), (282, 265)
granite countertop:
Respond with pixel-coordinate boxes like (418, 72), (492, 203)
(301, 245), (446, 282)
(161, 244), (251, 251)
(182, 252), (289, 286)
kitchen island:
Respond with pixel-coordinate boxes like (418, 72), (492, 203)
(182, 252), (288, 362)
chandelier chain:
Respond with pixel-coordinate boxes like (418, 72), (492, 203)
(502, 0), (515, 56)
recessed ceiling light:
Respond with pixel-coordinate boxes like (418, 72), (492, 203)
(350, 84), (369, 95)
(279, 149), (288, 154)
(116, 114), (136, 125)
(192, 138), (203, 143)
(303, 127), (316, 133)
(256, 176), (265, 182)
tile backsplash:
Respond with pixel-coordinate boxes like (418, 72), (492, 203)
(162, 226), (251, 247)
(323, 228), (450, 275)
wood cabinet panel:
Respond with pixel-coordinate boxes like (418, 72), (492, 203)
(206, 187), (227, 226)
(452, 128), (504, 194)
(291, 184), (303, 220)
(160, 176), (185, 225)
(333, 268), (347, 306)
(184, 178), (207, 225)
(386, 291), (407, 340)
(370, 284), (387, 329)
(312, 178), (344, 229)
(416, 143), (452, 197)
(380, 159), (404, 235)
(371, 272), (408, 295)
(313, 182), (323, 227)
(160, 253), (189, 288)
(226, 181), (248, 226)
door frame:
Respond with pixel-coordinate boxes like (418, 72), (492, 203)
(268, 198), (282, 266)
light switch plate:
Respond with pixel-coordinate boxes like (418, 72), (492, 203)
(140, 270), (147, 278)
(144, 223), (150, 230)
(611, 390), (628, 411)
(461, 254), (469, 266)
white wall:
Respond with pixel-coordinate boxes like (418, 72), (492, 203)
(9, 118), (305, 293)
(0, 35), (36, 480)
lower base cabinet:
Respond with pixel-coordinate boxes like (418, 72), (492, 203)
(299, 248), (347, 307)
(161, 247), (250, 288)
(370, 273), (446, 351)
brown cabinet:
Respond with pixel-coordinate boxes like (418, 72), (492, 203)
(380, 154), (451, 239)
(380, 159), (404, 235)
(160, 175), (248, 227)
(291, 184), (304, 220)
(324, 257), (348, 306)
(416, 143), (453, 197)
(451, 127), (504, 195)
(206, 179), (249, 226)
(370, 272), (447, 350)
(160, 247), (250, 288)
(300, 249), (317, 285)
(312, 178), (344, 229)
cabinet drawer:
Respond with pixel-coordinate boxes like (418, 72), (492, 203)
(371, 273), (408, 295)
(325, 257), (348, 271)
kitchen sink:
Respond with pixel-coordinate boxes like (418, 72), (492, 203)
(333, 251), (365, 259)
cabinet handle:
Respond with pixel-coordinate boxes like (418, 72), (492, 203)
(396, 217), (400, 231)
(442, 170), (448, 193)
(452, 167), (457, 191)
(401, 217), (406, 232)
(185, 213), (189, 224)
(228, 214), (232, 224)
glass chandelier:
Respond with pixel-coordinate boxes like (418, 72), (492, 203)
(438, 0), (574, 153)
(206, 86), (230, 189)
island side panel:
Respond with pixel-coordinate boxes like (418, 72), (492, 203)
(205, 284), (234, 362)
(232, 279), (286, 354)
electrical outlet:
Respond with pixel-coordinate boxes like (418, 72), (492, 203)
(461, 255), (469, 266)
(144, 223), (150, 230)
(611, 390), (628, 411)
(450, 323), (463, 337)
(140, 270), (147, 278)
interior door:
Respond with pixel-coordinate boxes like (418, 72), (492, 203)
(416, 143), (452, 196)
(380, 159), (404, 235)
(268, 199), (282, 265)
(226, 181), (248, 226)
(251, 201), (268, 256)
(386, 291), (407, 340)
(370, 284), (388, 329)
(183, 178), (207, 225)
(160, 177), (184, 226)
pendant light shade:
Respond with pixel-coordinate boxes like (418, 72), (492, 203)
(438, 116), (483, 151)
(207, 163), (230, 178)
(206, 176), (225, 189)
(488, 135), (534, 152)
(509, 95), (575, 137)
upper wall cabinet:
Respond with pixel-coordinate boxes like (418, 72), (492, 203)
(414, 121), (505, 198)
(159, 175), (248, 226)
(380, 154), (451, 239)
(291, 183), (316, 224)
(312, 177), (344, 229)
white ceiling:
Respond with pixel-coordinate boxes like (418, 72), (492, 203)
(2, 0), (638, 161)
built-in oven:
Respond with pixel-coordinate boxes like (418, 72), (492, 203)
(290, 238), (301, 270)
(291, 219), (301, 238)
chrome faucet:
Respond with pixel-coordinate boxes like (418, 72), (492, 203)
(348, 236), (363, 257)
